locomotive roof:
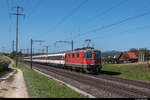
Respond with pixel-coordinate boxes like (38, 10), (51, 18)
(66, 48), (100, 53)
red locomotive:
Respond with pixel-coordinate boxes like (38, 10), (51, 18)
(65, 47), (102, 73)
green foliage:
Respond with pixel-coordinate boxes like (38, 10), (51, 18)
(13, 64), (87, 98)
(102, 57), (121, 64)
(0, 56), (10, 72)
(3, 51), (23, 59)
(129, 48), (150, 59)
(0, 61), (9, 68)
(0, 68), (12, 77)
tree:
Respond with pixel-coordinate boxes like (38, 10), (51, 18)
(129, 48), (138, 56)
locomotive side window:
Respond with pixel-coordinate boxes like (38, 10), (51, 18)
(77, 53), (79, 58)
(95, 52), (101, 59)
(84, 52), (92, 58)
(72, 53), (75, 58)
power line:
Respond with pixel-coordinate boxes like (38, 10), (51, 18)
(85, 0), (128, 24)
(6, 0), (11, 14)
(46, 0), (89, 33)
(26, 0), (42, 19)
(6, 0), (13, 53)
(73, 10), (150, 40)
(91, 25), (150, 40)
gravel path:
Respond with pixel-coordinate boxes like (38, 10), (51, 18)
(0, 57), (29, 98)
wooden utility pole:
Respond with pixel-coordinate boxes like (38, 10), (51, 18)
(11, 6), (25, 67)
(12, 40), (15, 52)
(31, 39), (33, 69)
(27, 48), (29, 56)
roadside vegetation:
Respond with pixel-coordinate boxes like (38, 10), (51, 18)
(102, 63), (150, 82)
(13, 63), (87, 98)
(0, 56), (11, 77)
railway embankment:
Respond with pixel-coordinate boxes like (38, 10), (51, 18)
(13, 63), (87, 98)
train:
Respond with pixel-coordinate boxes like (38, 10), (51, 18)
(24, 47), (102, 73)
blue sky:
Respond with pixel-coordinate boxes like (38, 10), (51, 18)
(0, 0), (150, 53)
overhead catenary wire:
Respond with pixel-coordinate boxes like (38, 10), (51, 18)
(45, 0), (89, 33)
(85, 0), (129, 24)
(74, 25), (150, 52)
(6, 0), (14, 53)
(25, 0), (42, 19)
(64, 0), (128, 41)
(72, 10), (150, 40)
(91, 25), (150, 40)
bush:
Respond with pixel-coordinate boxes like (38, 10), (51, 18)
(0, 61), (9, 72)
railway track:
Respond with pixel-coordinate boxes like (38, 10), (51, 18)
(94, 74), (150, 90)
(23, 62), (150, 98)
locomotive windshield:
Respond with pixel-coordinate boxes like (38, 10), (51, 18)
(84, 52), (92, 58)
(95, 52), (101, 59)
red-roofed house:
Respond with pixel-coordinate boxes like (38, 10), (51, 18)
(114, 52), (138, 63)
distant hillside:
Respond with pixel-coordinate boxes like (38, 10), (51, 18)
(102, 50), (121, 57)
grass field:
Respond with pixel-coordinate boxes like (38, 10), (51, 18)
(13, 64), (87, 98)
(102, 63), (150, 81)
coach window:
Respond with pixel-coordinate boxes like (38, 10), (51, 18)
(77, 53), (79, 58)
(72, 53), (75, 58)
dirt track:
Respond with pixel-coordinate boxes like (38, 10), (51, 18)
(0, 57), (29, 98)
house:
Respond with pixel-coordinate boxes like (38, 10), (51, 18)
(114, 52), (138, 63)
